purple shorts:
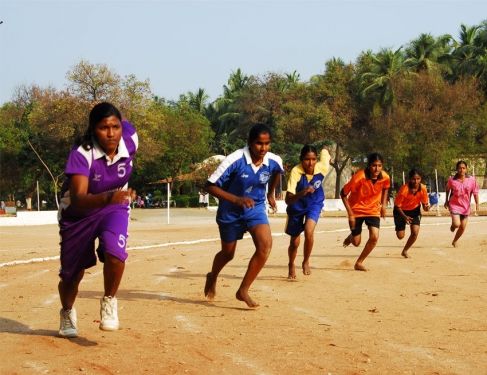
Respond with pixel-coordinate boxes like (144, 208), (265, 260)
(59, 205), (129, 282)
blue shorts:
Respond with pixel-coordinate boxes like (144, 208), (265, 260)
(59, 205), (129, 282)
(217, 206), (269, 242)
(285, 208), (321, 237)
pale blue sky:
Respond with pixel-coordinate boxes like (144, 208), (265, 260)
(1, 0), (486, 104)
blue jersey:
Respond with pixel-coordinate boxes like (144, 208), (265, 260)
(208, 146), (284, 224)
(286, 162), (327, 217)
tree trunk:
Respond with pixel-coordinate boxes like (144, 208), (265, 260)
(331, 143), (351, 199)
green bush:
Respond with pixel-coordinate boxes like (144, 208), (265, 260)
(173, 195), (190, 207)
(189, 196), (199, 207)
(172, 195), (202, 208)
(209, 196), (218, 206)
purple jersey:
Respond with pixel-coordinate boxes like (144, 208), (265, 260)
(58, 120), (138, 282)
(59, 120), (138, 220)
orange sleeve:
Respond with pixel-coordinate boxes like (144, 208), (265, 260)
(343, 170), (363, 195)
(394, 185), (407, 208)
(421, 184), (428, 204)
(383, 172), (391, 189)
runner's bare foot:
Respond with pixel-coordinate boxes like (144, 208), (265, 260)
(401, 251), (410, 258)
(354, 262), (368, 271)
(452, 241), (457, 248)
(236, 289), (259, 308)
(302, 261), (311, 275)
(288, 263), (296, 279)
(343, 235), (352, 248)
(204, 272), (216, 300)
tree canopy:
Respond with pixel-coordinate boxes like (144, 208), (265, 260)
(2, 21), (487, 205)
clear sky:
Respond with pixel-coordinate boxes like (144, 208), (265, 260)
(1, 0), (486, 104)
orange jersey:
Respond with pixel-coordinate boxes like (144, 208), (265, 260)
(394, 183), (428, 211)
(342, 169), (390, 217)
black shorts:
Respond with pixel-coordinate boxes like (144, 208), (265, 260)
(393, 206), (421, 231)
(351, 216), (380, 236)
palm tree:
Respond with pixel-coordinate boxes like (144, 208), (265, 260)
(186, 88), (209, 114)
(451, 24), (483, 77)
(359, 47), (408, 111)
(222, 68), (250, 99)
(404, 33), (453, 74)
(208, 69), (251, 154)
(285, 70), (300, 87)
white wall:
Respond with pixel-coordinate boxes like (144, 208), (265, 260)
(272, 189), (487, 214)
(0, 211), (58, 226)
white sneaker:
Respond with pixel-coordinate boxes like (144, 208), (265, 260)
(100, 296), (119, 331)
(59, 308), (78, 338)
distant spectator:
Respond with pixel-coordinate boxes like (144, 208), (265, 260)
(428, 191), (439, 209)
(199, 190), (209, 208)
(26, 194), (32, 211)
(137, 195), (144, 208)
(145, 193), (153, 207)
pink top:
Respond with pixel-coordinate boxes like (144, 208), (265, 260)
(446, 176), (479, 215)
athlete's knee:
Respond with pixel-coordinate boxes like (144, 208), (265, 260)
(220, 248), (235, 261)
(351, 235), (361, 247)
(289, 236), (300, 250)
(60, 270), (84, 289)
(258, 234), (272, 251)
(368, 234), (379, 246)
(255, 242), (272, 259)
(288, 243), (299, 252)
(105, 253), (124, 265)
(304, 230), (314, 242)
(396, 231), (405, 240)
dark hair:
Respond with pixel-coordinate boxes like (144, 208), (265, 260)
(454, 160), (468, 179)
(366, 152), (384, 167)
(248, 123), (271, 144)
(299, 145), (318, 161)
(407, 168), (422, 189)
(408, 168), (422, 179)
(364, 152), (384, 179)
(78, 102), (122, 150)
(456, 160), (467, 169)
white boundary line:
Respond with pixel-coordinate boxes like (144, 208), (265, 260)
(1, 219), (485, 268)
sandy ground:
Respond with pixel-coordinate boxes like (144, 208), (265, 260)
(1, 208), (487, 375)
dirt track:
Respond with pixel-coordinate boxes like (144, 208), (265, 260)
(1, 208), (487, 374)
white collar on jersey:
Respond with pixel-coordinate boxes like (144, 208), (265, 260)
(92, 136), (129, 163)
(243, 146), (270, 166)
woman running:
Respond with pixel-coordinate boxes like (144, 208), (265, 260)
(393, 168), (429, 258)
(57, 102), (137, 337)
(341, 152), (390, 271)
(285, 145), (330, 278)
(204, 124), (283, 307)
(444, 160), (479, 247)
